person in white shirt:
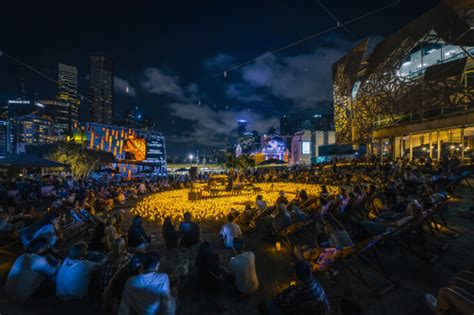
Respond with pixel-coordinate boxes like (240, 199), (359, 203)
(56, 241), (106, 300)
(5, 237), (59, 302)
(119, 252), (177, 315)
(220, 213), (242, 249)
(228, 238), (259, 294)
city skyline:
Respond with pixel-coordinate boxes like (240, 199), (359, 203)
(0, 0), (440, 155)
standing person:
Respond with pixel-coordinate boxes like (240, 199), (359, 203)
(228, 238), (259, 294)
(220, 213), (242, 249)
(178, 212), (201, 248)
(56, 241), (106, 300)
(5, 237), (59, 302)
(162, 216), (178, 250)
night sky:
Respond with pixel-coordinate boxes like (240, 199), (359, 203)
(0, 0), (440, 155)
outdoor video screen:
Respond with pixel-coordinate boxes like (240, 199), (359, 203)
(302, 141), (310, 154)
(146, 133), (165, 161)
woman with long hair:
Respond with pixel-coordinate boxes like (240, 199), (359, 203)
(89, 222), (112, 252)
(162, 216), (178, 249)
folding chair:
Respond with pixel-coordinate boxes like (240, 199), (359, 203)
(344, 232), (397, 296)
(389, 212), (440, 264)
(426, 199), (462, 238)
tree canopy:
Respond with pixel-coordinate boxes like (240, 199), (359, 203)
(47, 142), (115, 179)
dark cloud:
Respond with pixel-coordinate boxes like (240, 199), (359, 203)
(203, 53), (235, 70)
(168, 102), (278, 146)
(141, 68), (185, 100)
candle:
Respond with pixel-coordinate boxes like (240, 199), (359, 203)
(276, 241), (281, 251)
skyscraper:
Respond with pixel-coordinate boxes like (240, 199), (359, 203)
(237, 120), (247, 136)
(89, 56), (114, 124)
(58, 63), (79, 105)
(280, 115), (289, 135)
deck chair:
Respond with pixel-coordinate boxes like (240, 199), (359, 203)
(389, 211), (440, 263)
(344, 232), (397, 296)
(307, 246), (357, 296)
(421, 206), (451, 251)
(427, 200), (462, 238)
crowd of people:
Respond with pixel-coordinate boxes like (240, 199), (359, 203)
(0, 154), (472, 315)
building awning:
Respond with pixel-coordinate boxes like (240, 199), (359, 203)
(0, 153), (67, 168)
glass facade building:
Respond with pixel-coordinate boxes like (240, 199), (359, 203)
(333, 0), (474, 161)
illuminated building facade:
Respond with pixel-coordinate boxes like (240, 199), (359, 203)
(256, 135), (289, 162)
(0, 121), (11, 158)
(89, 56), (114, 124)
(290, 130), (336, 165)
(13, 114), (55, 153)
(72, 122), (166, 174)
(58, 63), (80, 105)
(333, 0), (474, 160)
(39, 99), (78, 137)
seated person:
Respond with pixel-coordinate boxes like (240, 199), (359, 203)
(195, 241), (222, 290)
(119, 251), (188, 315)
(128, 215), (152, 250)
(276, 191), (289, 205)
(105, 216), (121, 243)
(220, 213), (242, 249)
(228, 238), (259, 294)
(56, 241), (106, 300)
(273, 203), (292, 232)
(178, 212), (201, 247)
(288, 204), (307, 223)
(5, 237), (59, 302)
(0, 208), (16, 242)
(102, 254), (143, 314)
(324, 214), (354, 249)
(261, 261), (330, 315)
(294, 214), (354, 266)
(19, 211), (61, 249)
(255, 195), (268, 215)
(99, 237), (131, 292)
(162, 216), (179, 250)
(425, 268), (474, 315)
(89, 223), (112, 252)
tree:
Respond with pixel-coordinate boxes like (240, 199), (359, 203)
(47, 142), (115, 180)
(225, 152), (255, 171)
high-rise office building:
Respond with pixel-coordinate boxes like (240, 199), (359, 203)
(312, 114), (334, 131)
(89, 56), (114, 124)
(39, 99), (78, 137)
(237, 120), (247, 136)
(0, 120), (11, 158)
(58, 63), (79, 104)
(280, 115), (289, 135)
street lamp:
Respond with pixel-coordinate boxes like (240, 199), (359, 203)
(189, 154), (194, 164)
